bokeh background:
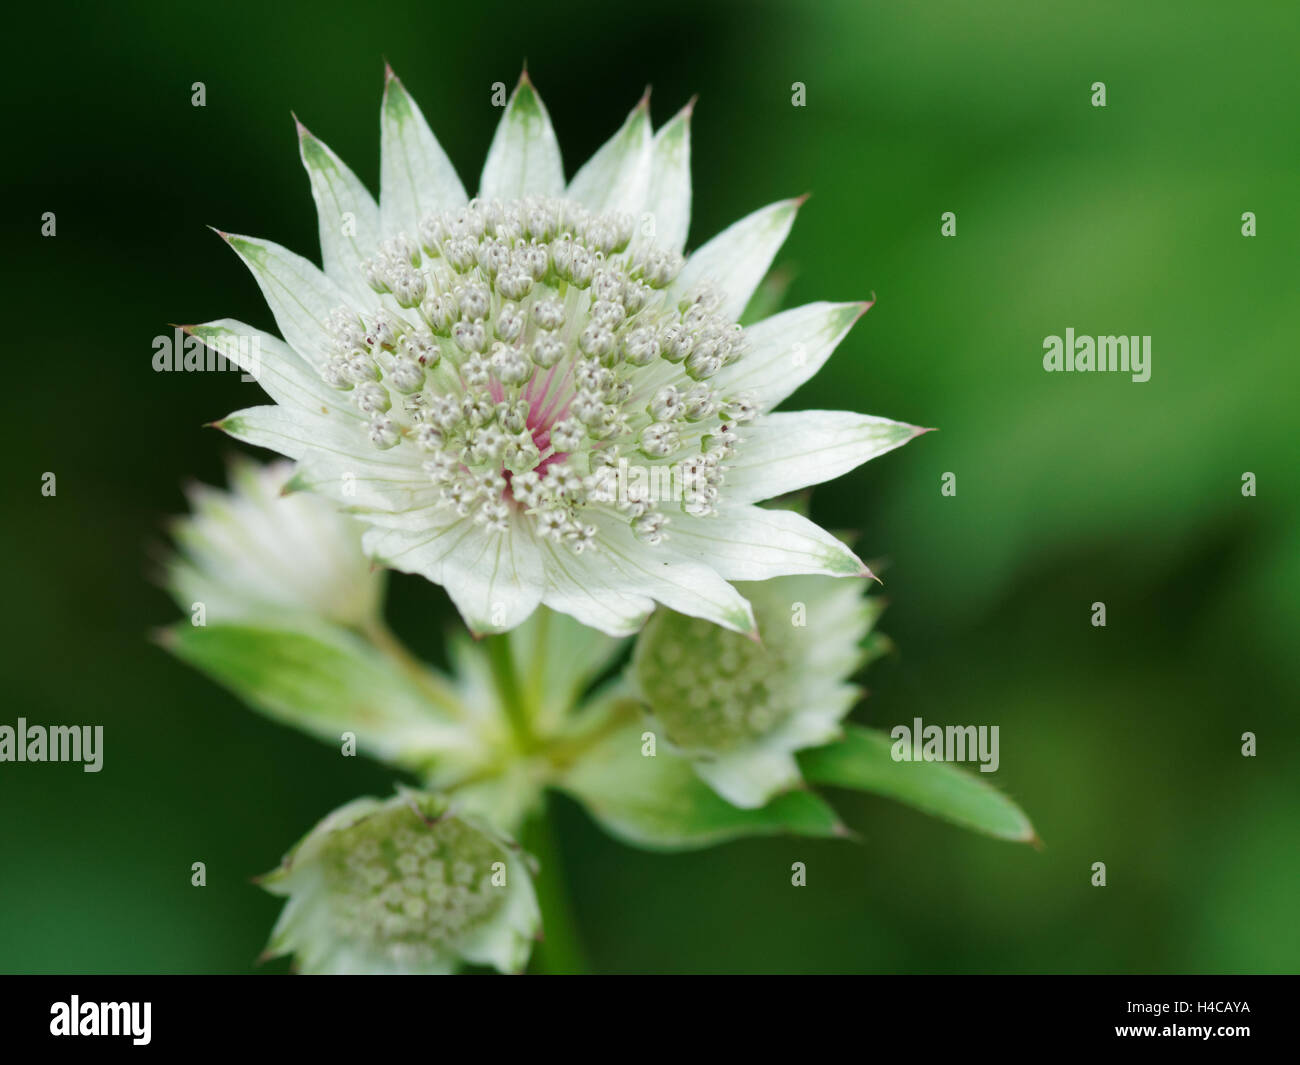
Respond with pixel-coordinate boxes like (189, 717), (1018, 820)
(2, 0), (1296, 973)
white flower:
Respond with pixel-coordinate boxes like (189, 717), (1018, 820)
(259, 790), (540, 975)
(193, 67), (925, 637)
(632, 573), (884, 808)
(166, 456), (381, 628)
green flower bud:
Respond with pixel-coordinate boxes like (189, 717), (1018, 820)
(633, 573), (885, 809)
(259, 790), (539, 974)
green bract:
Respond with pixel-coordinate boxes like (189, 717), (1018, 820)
(260, 790), (539, 974)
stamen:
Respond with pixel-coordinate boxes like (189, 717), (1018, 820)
(325, 196), (760, 549)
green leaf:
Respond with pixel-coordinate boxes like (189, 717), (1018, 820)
(158, 621), (474, 772)
(558, 720), (845, 851)
(798, 726), (1037, 843)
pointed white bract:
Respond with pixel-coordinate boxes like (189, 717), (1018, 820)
(379, 67), (469, 235)
(200, 70), (924, 637)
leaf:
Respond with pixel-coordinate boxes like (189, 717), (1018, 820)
(798, 726), (1037, 843)
(158, 620), (475, 772)
(558, 720), (845, 850)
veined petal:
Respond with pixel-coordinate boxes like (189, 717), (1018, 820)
(671, 198), (801, 321)
(296, 120), (381, 303)
(726, 410), (926, 504)
(595, 516), (757, 636)
(364, 516), (545, 635)
(218, 232), (357, 369)
(216, 404), (374, 463)
(713, 300), (871, 409)
(285, 452), (442, 514)
(479, 72), (564, 201)
(642, 99), (693, 254)
(437, 517), (546, 635)
(539, 541), (655, 637)
(667, 504), (869, 582)
(566, 93), (652, 217)
(183, 320), (350, 418)
(355, 500), (458, 530)
(362, 522), (455, 574)
(380, 67), (468, 237)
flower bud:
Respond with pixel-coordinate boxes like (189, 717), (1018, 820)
(260, 790), (540, 975)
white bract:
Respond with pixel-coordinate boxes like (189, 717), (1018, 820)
(195, 68), (923, 637)
(633, 574), (883, 807)
(166, 456), (381, 628)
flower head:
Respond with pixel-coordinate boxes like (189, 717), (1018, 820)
(633, 573), (885, 807)
(166, 456), (381, 628)
(195, 68), (925, 637)
(260, 790), (539, 974)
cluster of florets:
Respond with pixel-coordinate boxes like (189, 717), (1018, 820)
(318, 195), (760, 551)
(637, 612), (800, 752)
(318, 806), (507, 969)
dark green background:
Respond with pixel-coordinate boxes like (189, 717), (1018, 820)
(2, 0), (1296, 973)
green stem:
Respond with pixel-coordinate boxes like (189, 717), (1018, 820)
(485, 633), (534, 749)
(542, 696), (642, 770)
(523, 796), (589, 975)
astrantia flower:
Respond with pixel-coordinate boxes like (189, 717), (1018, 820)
(166, 456), (381, 628)
(260, 790), (539, 975)
(633, 573), (885, 808)
(192, 67), (925, 638)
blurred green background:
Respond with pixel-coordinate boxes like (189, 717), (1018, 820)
(2, 0), (1296, 973)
